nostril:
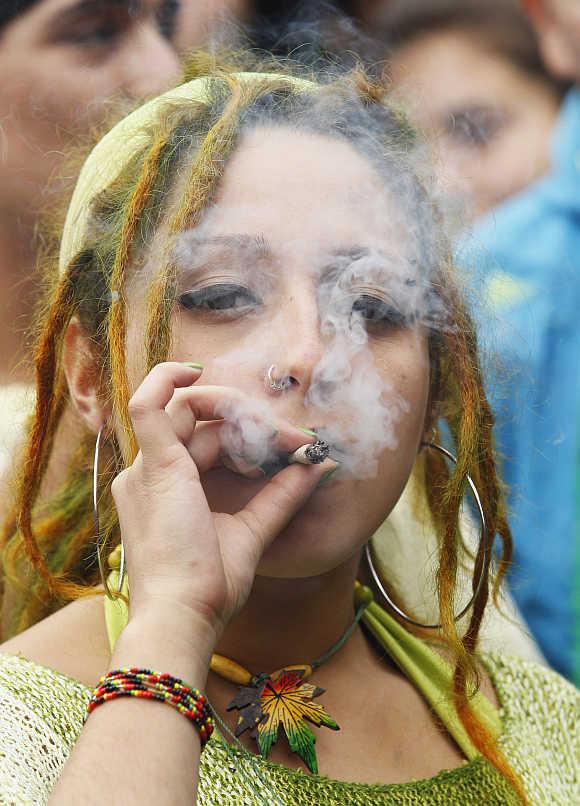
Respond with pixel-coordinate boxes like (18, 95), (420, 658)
(265, 365), (297, 394)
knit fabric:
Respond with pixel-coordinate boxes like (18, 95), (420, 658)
(0, 650), (576, 805)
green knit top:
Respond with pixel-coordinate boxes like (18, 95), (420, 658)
(0, 591), (578, 804)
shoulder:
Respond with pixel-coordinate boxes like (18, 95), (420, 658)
(482, 652), (579, 801)
(0, 383), (34, 477)
(483, 650), (578, 710)
(0, 640), (91, 805)
(0, 592), (110, 689)
(0, 596), (107, 798)
(460, 182), (577, 289)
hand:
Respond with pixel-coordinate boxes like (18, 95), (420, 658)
(111, 362), (334, 647)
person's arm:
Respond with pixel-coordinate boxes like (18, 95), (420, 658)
(49, 604), (214, 805)
(47, 362), (331, 804)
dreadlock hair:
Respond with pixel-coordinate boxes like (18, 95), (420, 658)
(0, 52), (525, 802)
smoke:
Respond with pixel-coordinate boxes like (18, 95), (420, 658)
(165, 43), (453, 481)
(173, 224), (446, 479)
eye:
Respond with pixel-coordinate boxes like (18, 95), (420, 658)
(156, 0), (180, 40)
(178, 283), (262, 315)
(70, 25), (120, 46)
(57, 11), (127, 48)
(351, 294), (407, 329)
(446, 107), (505, 148)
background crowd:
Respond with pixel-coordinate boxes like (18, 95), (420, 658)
(0, 0), (578, 686)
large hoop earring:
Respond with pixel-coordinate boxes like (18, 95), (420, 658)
(365, 441), (491, 630)
(93, 424), (125, 595)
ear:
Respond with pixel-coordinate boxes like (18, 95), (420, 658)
(526, 3), (580, 80)
(422, 404), (439, 445)
(537, 23), (580, 81)
(422, 353), (442, 443)
(63, 318), (111, 434)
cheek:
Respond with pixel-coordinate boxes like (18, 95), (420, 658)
(31, 54), (123, 130)
(170, 312), (273, 395)
(373, 334), (430, 422)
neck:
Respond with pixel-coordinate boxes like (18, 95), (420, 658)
(214, 555), (362, 674)
(0, 210), (37, 384)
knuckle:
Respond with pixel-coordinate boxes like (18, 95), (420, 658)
(111, 468), (130, 500)
(237, 508), (265, 542)
(127, 395), (149, 422)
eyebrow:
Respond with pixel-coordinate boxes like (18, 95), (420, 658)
(178, 233), (273, 261)
(174, 236), (397, 279)
(156, 0), (179, 39)
(327, 246), (374, 261)
(46, 0), (143, 30)
(171, 233), (273, 283)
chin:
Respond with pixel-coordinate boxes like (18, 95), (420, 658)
(201, 467), (368, 578)
(258, 508), (360, 578)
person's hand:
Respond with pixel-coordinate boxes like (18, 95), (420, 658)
(111, 362), (334, 648)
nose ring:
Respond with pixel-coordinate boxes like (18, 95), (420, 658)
(265, 364), (292, 393)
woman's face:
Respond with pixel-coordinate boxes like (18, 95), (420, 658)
(389, 29), (561, 219)
(0, 0), (181, 215)
(127, 127), (432, 579)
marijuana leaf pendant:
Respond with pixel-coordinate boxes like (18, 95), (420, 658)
(227, 667), (339, 774)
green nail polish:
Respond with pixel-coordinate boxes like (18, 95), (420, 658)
(182, 362), (204, 369)
(296, 425), (318, 437)
(318, 465), (340, 487)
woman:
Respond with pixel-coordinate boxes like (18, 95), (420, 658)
(0, 58), (576, 804)
(0, 0), (183, 379)
(377, 0), (569, 220)
(0, 0), (183, 474)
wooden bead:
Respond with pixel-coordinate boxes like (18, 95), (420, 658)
(210, 653), (252, 685)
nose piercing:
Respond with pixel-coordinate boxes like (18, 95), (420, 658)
(265, 364), (293, 393)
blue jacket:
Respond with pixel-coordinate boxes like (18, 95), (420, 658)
(458, 89), (580, 678)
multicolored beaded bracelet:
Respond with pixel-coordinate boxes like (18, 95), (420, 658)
(87, 667), (215, 748)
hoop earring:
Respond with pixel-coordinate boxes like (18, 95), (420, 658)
(93, 424), (125, 595)
(365, 441), (491, 630)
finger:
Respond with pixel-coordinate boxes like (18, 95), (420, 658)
(165, 386), (319, 469)
(128, 362), (202, 464)
(235, 458), (337, 555)
(161, 411), (316, 478)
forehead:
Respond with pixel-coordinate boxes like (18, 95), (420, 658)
(21, 0), (154, 28)
(198, 126), (407, 257)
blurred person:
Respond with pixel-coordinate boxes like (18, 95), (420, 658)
(448, 0), (580, 680)
(378, 0), (567, 220)
(0, 0), (182, 472)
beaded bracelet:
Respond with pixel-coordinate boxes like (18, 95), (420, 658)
(87, 667), (215, 748)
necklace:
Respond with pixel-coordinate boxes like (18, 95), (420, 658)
(210, 583), (373, 774)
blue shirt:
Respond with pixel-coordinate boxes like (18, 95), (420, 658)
(458, 89), (580, 678)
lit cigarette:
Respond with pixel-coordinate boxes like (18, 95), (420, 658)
(288, 439), (330, 465)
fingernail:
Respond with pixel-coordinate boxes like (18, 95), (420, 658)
(295, 425), (318, 437)
(181, 361), (204, 370)
(317, 464), (340, 488)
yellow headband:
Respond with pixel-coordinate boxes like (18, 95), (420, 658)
(59, 72), (314, 276)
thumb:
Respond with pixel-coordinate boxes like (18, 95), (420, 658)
(234, 459), (337, 556)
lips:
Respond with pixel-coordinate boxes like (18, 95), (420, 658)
(313, 426), (348, 463)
